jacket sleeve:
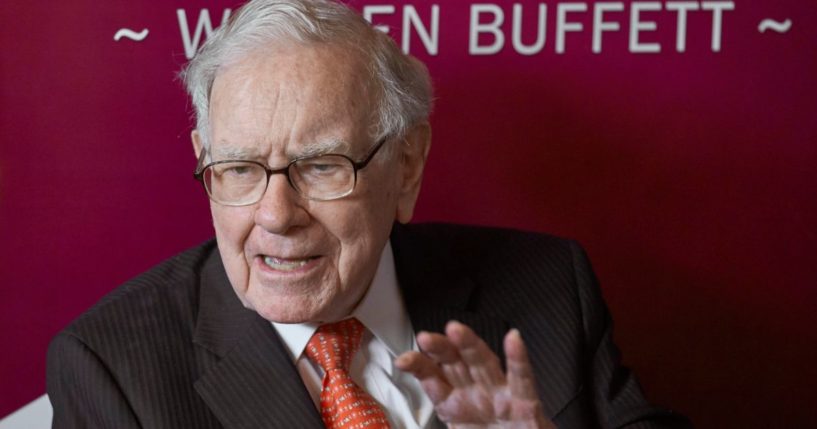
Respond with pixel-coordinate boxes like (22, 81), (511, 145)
(569, 241), (692, 429)
(47, 332), (141, 429)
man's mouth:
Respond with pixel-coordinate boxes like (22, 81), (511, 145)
(262, 255), (318, 272)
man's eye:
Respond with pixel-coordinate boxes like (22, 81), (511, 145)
(225, 165), (252, 175)
(300, 160), (345, 175)
(214, 164), (253, 176)
(308, 163), (341, 173)
(213, 164), (261, 183)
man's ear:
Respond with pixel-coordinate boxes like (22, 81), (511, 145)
(395, 122), (431, 224)
(191, 130), (204, 160)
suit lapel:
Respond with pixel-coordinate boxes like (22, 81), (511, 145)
(391, 223), (509, 359)
(192, 250), (323, 429)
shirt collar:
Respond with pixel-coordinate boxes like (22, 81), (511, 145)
(271, 240), (413, 361)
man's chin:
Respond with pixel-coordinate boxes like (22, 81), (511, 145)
(250, 298), (324, 324)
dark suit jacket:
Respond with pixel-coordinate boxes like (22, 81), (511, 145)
(47, 223), (690, 428)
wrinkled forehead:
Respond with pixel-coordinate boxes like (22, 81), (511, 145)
(207, 42), (378, 157)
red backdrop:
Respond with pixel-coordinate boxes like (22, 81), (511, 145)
(2, 1), (815, 427)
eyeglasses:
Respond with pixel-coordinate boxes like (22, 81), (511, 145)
(193, 137), (390, 206)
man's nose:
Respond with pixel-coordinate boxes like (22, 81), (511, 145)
(253, 174), (309, 234)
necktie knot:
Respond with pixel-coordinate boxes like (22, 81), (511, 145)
(304, 318), (390, 429)
(306, 318), (365, 373)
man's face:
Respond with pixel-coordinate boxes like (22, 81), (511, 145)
(195, 43), (426, 324)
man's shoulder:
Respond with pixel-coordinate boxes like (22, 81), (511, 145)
(57, 239), (219, 348)
(391, 222), (587, 302)
(47, 240), (225, 426)
(394, 221), (573, 244)
(392, 222), (580, 269)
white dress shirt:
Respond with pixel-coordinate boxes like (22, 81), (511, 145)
(272, 241), (440, 429)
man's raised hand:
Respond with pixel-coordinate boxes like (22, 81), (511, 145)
(395, 321), (556, 429)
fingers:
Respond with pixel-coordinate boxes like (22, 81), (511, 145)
(401, 321), (509, 390)
(415, 330), (474, 388)
(504, 329), (539, 400)
(446, 321), (505, 386)
(395, 350), (452, 403)
(504, 329), (552, 427)
(399, 323), (551, 427)
(396, 323), (504, 404)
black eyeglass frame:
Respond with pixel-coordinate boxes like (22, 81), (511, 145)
(193, 136), (391, 205)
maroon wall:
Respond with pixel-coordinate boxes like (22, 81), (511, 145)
(2, 1), (815, 426)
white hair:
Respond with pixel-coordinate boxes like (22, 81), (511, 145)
(180, 0), (433, 150)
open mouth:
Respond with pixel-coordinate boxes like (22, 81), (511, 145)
(261, 255), (319, 272)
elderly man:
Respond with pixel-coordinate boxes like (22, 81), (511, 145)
(47, 0), (690, 428)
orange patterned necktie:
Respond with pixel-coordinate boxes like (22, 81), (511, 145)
(306, 318), (391, 429)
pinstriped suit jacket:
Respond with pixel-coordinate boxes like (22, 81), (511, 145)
(47, 223), (691, 428)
